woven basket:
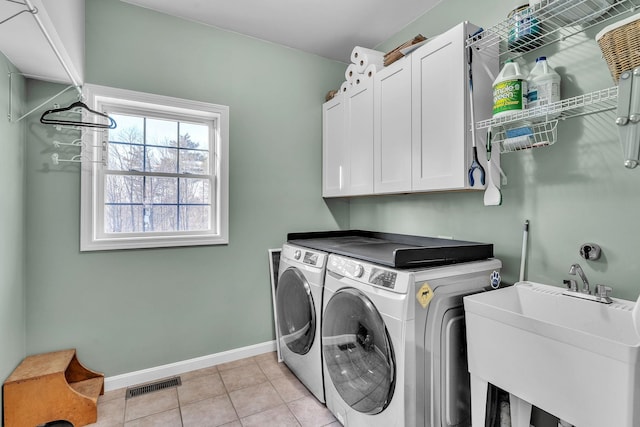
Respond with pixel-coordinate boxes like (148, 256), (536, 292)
(597, 13), (640, 83)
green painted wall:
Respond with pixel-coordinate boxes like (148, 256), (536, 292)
(352, 0), (640, 302)
(24, 0), (347, 376)
(366, 3), (635, 425)
(0, 55), (26, 421)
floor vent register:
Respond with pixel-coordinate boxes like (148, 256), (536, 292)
(125, 376), (182, 399)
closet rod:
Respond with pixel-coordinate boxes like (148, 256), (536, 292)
(1, 0), (36, 25)
(23, 0), (82, 96)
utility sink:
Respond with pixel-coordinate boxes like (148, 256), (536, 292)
(463, 281), (640, 427)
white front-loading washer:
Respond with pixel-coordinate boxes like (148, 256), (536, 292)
(276, 243), (327, 402)
(322, 253), (502, 427)
(322, 253), (415, 427)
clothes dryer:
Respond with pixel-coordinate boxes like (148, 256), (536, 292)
(321, 253), (501, 427)
(276, 243), (327, 402)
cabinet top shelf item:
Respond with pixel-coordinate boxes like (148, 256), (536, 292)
(476, 86), (618, 129)
(466, 0), (640, 58)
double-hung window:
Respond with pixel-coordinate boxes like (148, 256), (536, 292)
(80, 84), (229, 251)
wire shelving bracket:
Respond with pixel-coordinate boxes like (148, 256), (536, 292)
(7, 72), (80, 122)
(477, 87), (618, 152)
(477, 87), (619, 129)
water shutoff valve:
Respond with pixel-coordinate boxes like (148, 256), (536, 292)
(579, 243), (601, 261)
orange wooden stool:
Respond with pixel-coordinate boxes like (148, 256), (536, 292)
(3, 349), (104, 427)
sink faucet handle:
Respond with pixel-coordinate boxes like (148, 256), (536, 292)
(563, 279), (578, 292)
(568, 263), (591, 294)
(595, 284), (612, 299)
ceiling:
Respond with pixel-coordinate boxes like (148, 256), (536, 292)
(0, 0), (442, 87)
(121, 0), (443, 62)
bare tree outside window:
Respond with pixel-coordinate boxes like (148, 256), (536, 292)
(104, 114), (211, 234)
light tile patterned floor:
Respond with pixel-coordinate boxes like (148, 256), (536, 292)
(87, 352), (340, 427)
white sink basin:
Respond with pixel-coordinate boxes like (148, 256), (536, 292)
(464, 281), (640, 427)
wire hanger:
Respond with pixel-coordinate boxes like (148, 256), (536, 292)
(52, 138), (83, 148)
(51, 141), (107, 166)
(40, 100), (117, 129)
(51, 153), (104, 166)
(52, 138), (104, 151)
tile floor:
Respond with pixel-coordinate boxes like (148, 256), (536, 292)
(87, 352), (339, 427)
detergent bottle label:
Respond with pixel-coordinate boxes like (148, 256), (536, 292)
(493, 79), (526, 115)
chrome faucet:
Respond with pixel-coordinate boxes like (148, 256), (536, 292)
(563, 263), (612, 304)
(568, 263), (590, 294)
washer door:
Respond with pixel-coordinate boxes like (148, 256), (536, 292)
(322, 287), (396, 414)
(276, 267), (316, 355)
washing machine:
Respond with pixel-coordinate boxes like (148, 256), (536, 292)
(276, 243), (327, 402)
(321, 253), (501, 427)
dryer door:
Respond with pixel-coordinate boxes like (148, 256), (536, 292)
(276, 267), (316, 355)
(322, 288), (396, 415)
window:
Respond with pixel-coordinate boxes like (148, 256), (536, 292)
(80, 85), (229, 251)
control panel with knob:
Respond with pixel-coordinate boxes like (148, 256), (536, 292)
(326, 255), (409, 293)
(354, 264), (364, 278)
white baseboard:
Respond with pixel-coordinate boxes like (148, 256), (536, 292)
(104, 340), (277, 391)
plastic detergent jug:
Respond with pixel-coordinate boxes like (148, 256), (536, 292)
(493, 60), (527, 118)
(527, 56), (561, 117)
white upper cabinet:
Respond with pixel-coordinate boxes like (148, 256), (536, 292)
(411, 21), (497, 192)
(322, 78), (375, 197)
(346, 79), (374, 195)
(412, 23), (468, 191)
(323, 95), (347, 197)
(373, 56), (413, 194)
(322, 21), (497, 198)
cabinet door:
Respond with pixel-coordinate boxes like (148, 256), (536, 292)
(322, 95), (347, 197)
(411, 23), (467, 191)
(346, 80), (374, 195)
(374, 57), (413, 194)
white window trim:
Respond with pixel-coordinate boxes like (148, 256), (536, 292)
(80, 84), (229, 251)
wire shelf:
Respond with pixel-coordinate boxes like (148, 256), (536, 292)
(493, 120), (559, 153)
(466, 0), (640, 58)
(477, 86), (618, 129)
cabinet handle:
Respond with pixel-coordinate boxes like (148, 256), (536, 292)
(339, 166), (343, 190)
